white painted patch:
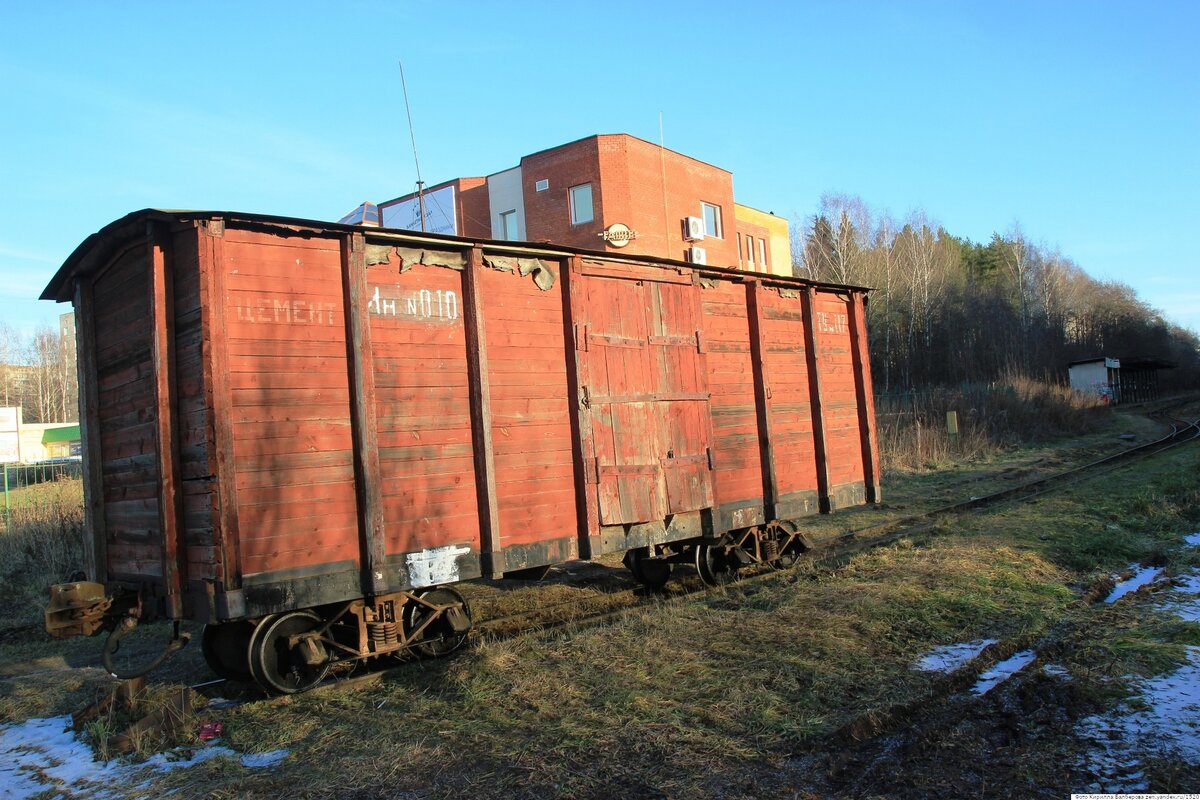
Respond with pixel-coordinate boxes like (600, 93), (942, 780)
(406, 545), (472, 588)
(912, 639), (998, 673)
(971, 650), (1037, 695)
(0, 714), (287, 799)
(1104, 565), (1163, 604)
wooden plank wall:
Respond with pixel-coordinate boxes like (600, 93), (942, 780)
(759, 287), (821, 507)
(812, 291), (866, 490)
(698, 278), (764, 518)
(478, 261), (577, 558)
(365, 260), (480, 557)
(221, 230), (360, 577)
(171, 228), (216, 583)
(93, 245), (162, 581)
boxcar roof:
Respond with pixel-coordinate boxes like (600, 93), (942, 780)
(42, 208), (872, 303)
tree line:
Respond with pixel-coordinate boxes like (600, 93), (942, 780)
(0, 321), (76, 424)
(794, 194), (1200, 393)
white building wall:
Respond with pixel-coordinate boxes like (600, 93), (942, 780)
(487, 167), (525, 240)
(1069, 360), (1114, 401)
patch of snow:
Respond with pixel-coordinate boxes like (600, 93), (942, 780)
(1077, 646), (1200, 785)
(1104, 565), (1163, 603)
(203, 697), (245, 711)
(1183, 532), (1200, 547)
(971, 650), (1037, 695)
(912, 639), (997, 673)
(1042, 663), (1071, 679)
(1156, 568), (1200, 622)
(0, 714), (288, 800)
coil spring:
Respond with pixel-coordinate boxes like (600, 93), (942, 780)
(762, 536), (780, 562)
(369, 621), (399, 648)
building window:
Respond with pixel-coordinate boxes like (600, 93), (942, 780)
(759, 238), (767, 269)
(500, 209), (518, 240)
(736, 233), (743, 265)
(535, 179), (549, 192)
(701, 202), (722, 239)
(569, 183), (594, 224)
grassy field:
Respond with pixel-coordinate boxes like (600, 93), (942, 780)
(2, 404), (1198, 798)
(0, 477), (85, 630)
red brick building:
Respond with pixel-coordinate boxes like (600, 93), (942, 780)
(377, 134), (792, 276)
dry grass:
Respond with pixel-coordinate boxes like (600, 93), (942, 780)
(4, 410), (1200, 796)
(0, 477), (85, 629)
(134, 444), (1200, 799)
(878, 374), (1113, 472)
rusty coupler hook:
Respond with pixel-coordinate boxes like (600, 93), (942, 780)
(102, 616), (191, 680)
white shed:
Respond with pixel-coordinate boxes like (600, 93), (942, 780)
(1068, 357), (1119, 403)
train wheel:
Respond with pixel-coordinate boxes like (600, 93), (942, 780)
(404, 587), (472, 658)
(695, 543), (738, 587)
(201, 621), (254, 682)
(249, 610), (330, 695)
(623, 547), (672, 591)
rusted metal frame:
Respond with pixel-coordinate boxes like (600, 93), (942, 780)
(800, 286), (833, 513)
(340, 232), (388, 595)
(148, 222), (186, 619)
(561, 256), (600, 558)
(462, 247), (505, 578)
(847, 291), (881, 502)
(744, 279), (779, 521)
(198, 220), (244, 603)
(74, 278), (108, 586)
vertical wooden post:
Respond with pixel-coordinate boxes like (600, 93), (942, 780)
(744, 279), (778, 520)
(801, 286), (833, 512)
(199, 220), (243, 604)
(149, 222), (185, 618)
(341, 232), (387, 594)
(462, 248), (504, 578)
(74, 278), (107, 586)
(847, 290), (881, 502)
(561, 256), (599, 558)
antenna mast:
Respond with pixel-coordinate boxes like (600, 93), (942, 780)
(399, 60), (426, 231)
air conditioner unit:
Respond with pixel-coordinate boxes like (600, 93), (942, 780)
(683, 216), (706, 241)
(688, 246), (707, 265)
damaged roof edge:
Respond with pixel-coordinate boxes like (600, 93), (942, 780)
(42, 208), (873, 303)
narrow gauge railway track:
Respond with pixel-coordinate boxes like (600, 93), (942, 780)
(194, 406), (1200, 702)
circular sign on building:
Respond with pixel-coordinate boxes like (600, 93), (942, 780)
(599, 223), (638, 248)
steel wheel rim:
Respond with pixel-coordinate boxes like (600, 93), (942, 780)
(251, 610), (330, 694)
(695, 544), (736, 587)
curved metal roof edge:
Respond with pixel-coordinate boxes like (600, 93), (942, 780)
(42, 208), (873, 302)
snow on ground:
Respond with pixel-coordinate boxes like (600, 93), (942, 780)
(1076, 647), (1200, 791)
(911, 639), (997, 673)
(1104, 565), (1163, 604)
(0, 714), (286, 799)
(971, 650), (1037, 695)
(1075, 530), (1200, 789)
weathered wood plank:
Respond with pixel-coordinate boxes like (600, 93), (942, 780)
(342, 232), (385, 594)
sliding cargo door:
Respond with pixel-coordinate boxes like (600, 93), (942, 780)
(577, 268), (713, 525)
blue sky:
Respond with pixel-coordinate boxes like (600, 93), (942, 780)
(2, 0), (1197, 339)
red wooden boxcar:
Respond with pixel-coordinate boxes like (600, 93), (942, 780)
(42, 209), (879, 692)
